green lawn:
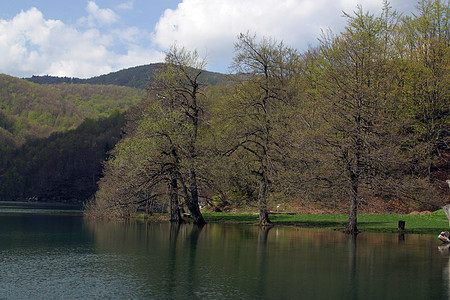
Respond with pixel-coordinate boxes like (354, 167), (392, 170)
(203, 210), (450, 233)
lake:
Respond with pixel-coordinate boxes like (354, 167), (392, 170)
(0, 202), (449, 299)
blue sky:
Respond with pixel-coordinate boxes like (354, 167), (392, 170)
(1, 0), (417, 78)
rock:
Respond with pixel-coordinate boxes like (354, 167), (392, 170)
(438, 231), (450, 243)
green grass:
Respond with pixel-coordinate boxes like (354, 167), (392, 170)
(203, 210), (450, 233)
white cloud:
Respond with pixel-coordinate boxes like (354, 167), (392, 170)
(78, 1), (119, 27)
(117, 1), (135, 11)
(0, 0), (417, 78)
(152, 0), (414, 72)
(115, 47), (165, 70)
(0, 6), (163, 78)
(112, 26), (142, 44)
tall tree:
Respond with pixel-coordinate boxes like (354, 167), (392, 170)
(397, 0), (449, 179)
(319, 5), (395, 233)
(87, 46), (210, 224)
(227, 33), (300, 225)
(149, 45), (208, 226)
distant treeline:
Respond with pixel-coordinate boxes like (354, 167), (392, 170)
(25, 63), (229, 90)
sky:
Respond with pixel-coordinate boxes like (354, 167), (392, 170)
(0, 0), (417, 78)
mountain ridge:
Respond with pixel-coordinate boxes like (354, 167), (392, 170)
(25, 63), (229, 89)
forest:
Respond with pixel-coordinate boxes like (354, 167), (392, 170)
(0, 75), (144, 202)
(86, 0), (449, 233)
(0, 74), (143, 147)
(0, 111), (125, 202)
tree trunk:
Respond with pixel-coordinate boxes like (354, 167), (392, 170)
(182, 169), (206, 226)
(345, 178), (359, 234)
(345, 129), (361, 234)
(169, 175), (182, 223)
(258, 174), (271, 226)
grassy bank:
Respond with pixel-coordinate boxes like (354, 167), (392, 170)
(202, 210), (450, 234)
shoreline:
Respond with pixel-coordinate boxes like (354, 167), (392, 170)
(130, 211), (449, 234)
(0, 200), (83, 207)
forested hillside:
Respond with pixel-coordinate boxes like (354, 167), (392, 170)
(0, 74), (143, 147)
(87, 0), (449, 232)
(26, 63), (229, 89)
(0, 111), (126, 203)
(0, 75), (143, 202)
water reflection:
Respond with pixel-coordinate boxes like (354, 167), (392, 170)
(166, 223), (180, 299)
(0, 207), (448, 299)
(84, 222), (449, 299)
(398, 232), (405, 242)
(347, 234), (357, 300)
(256, 227), (271, 299)
(438, 243), (450, 299)
(186, 224), (204, 299)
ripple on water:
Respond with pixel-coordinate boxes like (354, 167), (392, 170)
(0, 248), (152, 299)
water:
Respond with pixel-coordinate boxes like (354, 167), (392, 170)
(0, 203), (449, 299)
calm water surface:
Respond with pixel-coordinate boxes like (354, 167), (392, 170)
(0, 202), (449, 299)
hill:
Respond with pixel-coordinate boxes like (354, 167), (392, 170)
(0, 111), (126, 203)
(25, 63), (230, 89)
(0, 74), (144, 203)
(0, 74), (144, 147)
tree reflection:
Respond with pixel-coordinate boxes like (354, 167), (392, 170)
(186, 224), (205, 298)
(83, 220), (446, 299)
(166, 222), (181, 299)
(398, 232), (405, 243)
(256, 226), (272, 298)
(347, 234), (357, 300)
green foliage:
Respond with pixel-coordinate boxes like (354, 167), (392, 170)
(89, 46), (211, 225)
(0, 74), (143, 146)
(395, 0), (449, 166)
(88, 104), (191, 219)
(0, 74), (144, 204)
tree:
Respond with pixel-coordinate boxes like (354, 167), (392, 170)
(226, 33), (300, 225)
(86, 101), (188, 219)
(148, 45), (209, 225)
(319, 5), (396, 233)
(86, 46), (211, 224)
(397, 0), (449, 179)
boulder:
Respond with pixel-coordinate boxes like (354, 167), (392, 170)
(438, 231), (450, 243)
